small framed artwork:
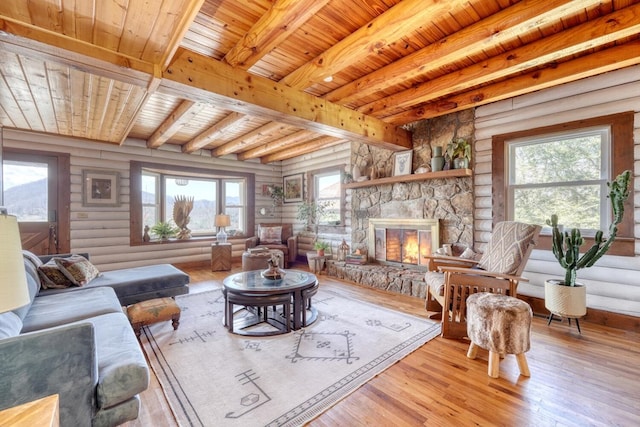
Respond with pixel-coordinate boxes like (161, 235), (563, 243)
(393, 150), (413, 176)
(82, 169), (121, 207)
(283, 173), (304, 203)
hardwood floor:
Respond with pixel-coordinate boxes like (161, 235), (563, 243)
(125, 264), (640, 426)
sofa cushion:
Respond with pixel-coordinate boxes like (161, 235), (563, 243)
(21, 287), (123, 333)
(425, 271), (445, 296)
(259, 225), (282, 243)
(38, 258), (75, 289)
(0, 312), (23, 339)
(85, 312), (149, 409)
(12, 273), (41, 321)
(55, 254), (101, 286)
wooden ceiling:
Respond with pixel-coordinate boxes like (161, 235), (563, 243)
(1, 0), (639, 163)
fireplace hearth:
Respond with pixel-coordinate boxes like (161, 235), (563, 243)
(368, 218), (439, 268)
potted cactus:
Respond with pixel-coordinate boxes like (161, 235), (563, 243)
(544, 170), (631, 327)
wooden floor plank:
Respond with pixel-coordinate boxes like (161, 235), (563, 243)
(123, 264), (640, 427)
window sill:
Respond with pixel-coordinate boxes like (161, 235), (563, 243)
(131, 236), (245, 246)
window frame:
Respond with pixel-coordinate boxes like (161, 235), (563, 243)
(130, 161), (255, 246)
(307, 165), (346, 230)
(492, 111), (634, 256)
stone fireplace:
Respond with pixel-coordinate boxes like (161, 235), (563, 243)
(367, 218), (439, 268)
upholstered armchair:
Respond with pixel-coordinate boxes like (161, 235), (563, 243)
(245, 223), (297, 267)
(424, 221), (541, 339)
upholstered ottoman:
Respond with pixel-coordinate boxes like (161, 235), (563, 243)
(242, 249), (284, 271)
(127, 297), (181, 337)
(466, 292), (532, 378)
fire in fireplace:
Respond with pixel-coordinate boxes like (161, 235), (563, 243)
(368, 219), (439, 268)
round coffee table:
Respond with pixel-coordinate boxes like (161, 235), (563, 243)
(222, 270), (318, 335)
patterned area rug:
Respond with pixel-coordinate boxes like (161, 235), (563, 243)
(141, 287), (440, 427)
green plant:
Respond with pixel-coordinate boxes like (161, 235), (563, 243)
(445, 138), (471, 162)
(150, 221), (178, 240)
(546, 170), (631, 286)
(314, 240), (330, 251)
(296, 200), (329, 233)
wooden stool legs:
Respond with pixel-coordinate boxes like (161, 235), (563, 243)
(467, 342), (530, 378)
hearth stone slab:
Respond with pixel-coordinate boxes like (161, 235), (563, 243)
(326, 261), (426, 299)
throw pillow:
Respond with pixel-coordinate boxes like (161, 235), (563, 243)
(478, 221), (541, 275)
(259, 226), (283, 244)
(0, 312), (23, 339)
(38, 259), (74, 289)
(55, 254), (100, 286)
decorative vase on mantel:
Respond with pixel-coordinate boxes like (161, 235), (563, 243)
(431, 146), (445, 172)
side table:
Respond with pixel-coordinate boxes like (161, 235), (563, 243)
(0, 394), (59, 426)
(211, 243), (232, 271)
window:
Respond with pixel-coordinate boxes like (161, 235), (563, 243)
(492, 112), (634, 256)
(308, 166), (345, 226)
(130, 161), (254, 245)
(507, 127), (610, 234)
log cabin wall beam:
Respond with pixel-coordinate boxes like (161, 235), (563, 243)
(147, 100), (204, 148)
(161, 48), (411, 151)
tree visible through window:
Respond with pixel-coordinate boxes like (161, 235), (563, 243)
(312, 169), (342, 225)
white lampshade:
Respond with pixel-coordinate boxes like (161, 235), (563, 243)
(214, 214), (231, 228)
(0, 211), (30, 313)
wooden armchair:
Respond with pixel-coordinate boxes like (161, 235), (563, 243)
(425, 222), (541, 339)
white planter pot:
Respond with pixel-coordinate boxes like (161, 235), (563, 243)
(544, 279), (587, 318)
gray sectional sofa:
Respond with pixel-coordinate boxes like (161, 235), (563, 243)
(0, 252), (190, 426)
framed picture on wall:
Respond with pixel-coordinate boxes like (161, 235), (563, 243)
(393, 150), (413, 176)
(283, 173), (304, 203)
(82, 169), (121, 207)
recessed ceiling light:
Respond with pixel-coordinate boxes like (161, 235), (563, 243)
(323, 75), (333, 83)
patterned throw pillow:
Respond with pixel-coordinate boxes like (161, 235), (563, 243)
(259, 226), (283, 244)
(55, 254), (100, 286)
(38, 259), (74, 289)
(477, 221), (541, 275)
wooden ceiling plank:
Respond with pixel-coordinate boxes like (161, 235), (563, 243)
(182, 111), (247, 153)
(45, 62), (73, 135)
(326, 0), (598, 105)
(0, 16), (155, 85)
(162, 48), (411, 151)
(385, 40), (640, 125)
(211, 121), (290, 157)
(147, 100), (203, 148)
(260, 136), (346, 163)
(237, 129), (317, 160)
(0, 49), (45, 132)
(19, 54), (59, 134)
(364, 3), (640, 117)
(223, 0), (330, 69)
(110, 84), (150, 144)
(0, 54), (30, 129)
(93, 0), (127, 52)
(280, 0), (469, 90)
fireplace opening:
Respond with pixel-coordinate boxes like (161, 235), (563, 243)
(369, 219), (439, 268)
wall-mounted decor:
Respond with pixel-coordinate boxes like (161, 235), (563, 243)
(393, 150), (413, 176)
(82, 169), (121, 207)
(283, 173), (303, 203)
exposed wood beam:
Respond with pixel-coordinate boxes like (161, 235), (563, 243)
(181, 111), (246, 153)
(280, 0), (468, 90)
(325, 0), (597, 105)
(147, 100), (205, 148)
(260, 136), (346, 163)
(211, 122), (291, 157)
(159, 0), (206, 69)
(384, 40), (640, 125)
(162, 48), (411, 151)
(363, 3), (640, 117)
(237, 129), (317, 160)
(0, 16), (154, 86)
(223, 0), (329, 69)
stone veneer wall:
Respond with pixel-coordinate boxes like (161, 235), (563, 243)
(331, 110), (475, 297)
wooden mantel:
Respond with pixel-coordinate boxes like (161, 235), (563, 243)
(343, 168), (472, 189)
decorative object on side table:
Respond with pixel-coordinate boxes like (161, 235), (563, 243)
(261, 253), (286, 281)
(314, 240), (330, 256)
(445, 138), (471, 169)
(337, 239), (350, 261)
(544, 169), (631, 333)
(215, 213), (231, 243)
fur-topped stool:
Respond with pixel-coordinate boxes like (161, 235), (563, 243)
(127, 297), (181, 338)
(466, 292), (532, 378)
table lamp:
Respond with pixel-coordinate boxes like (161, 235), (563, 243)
(0, 208), (30, 313)
(215, 214), (231, 244)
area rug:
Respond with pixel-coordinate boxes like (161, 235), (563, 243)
(140, 287), (440, 427)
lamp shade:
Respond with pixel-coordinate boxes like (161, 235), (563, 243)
(215, 214), (231, 228)
(0, 212), (30, 313)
